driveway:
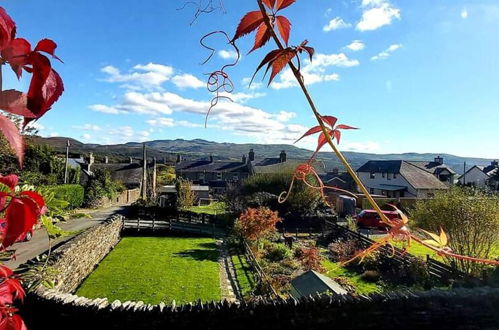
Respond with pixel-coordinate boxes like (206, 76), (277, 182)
(5, 206), (129, 270)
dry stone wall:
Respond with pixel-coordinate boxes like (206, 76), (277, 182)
(43, 216), (122, 293)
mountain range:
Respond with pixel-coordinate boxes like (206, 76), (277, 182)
(33, 136), (496, 175)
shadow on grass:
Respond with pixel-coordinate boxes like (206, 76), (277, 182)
(174, 249), (219, 262)
(197, 242), (218, 249)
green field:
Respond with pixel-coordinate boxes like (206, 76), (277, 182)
(76, 237), (221, 305)
(186, 202), (226, 215)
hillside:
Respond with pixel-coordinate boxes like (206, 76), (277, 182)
(33, 137), (495, 174)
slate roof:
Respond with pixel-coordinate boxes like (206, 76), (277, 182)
(290, 270), (348, 298)
(407, 161), (456, 175)
(176, 160), (251, 173)
(458, 163), (498, 179)
(357, 160), (448, 190)
(252, 158), (327, 175)
(88, 163), (143, 189)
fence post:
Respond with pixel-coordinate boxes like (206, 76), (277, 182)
(137, 218), (140, 231)
(152, 218), (155, 231)
(295, 228), (298, 239)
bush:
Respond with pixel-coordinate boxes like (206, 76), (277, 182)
(328, 240), (362, 262)
(235, 207), (282, 241)
(46, 184), (84, 209)
(360, 270), (380, 282)
(84, 168), (126, 208)
(411, 187), (499, 275)
(264, 243), (292, 262)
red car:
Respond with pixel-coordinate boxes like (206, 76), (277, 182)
(355, 210), (401, 230)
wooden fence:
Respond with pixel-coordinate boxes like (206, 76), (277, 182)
(242, 241), (279, 299)
(123, 218), (223, 237)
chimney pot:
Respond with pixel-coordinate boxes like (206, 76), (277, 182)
(279, 150), (287, 163)
(248, 149), (255, 162)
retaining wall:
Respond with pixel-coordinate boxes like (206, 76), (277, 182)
(40, 216), (122, 292)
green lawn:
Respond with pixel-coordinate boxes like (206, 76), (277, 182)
(322, 259), (383, 295)
(186, 202), (226, 215)
(76, 237), (221, 305)
(231, 252), (256, 299)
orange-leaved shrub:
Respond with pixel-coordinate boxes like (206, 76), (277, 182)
(235, 207), (281, 241)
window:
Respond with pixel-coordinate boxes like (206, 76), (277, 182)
(370, 188), (374, 194)
(370, 172), (375, 179)
(387, 173), (391, 180)
(216, 172), (223, 180)
(198, 173), (205, 180)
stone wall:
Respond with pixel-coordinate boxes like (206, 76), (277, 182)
(99, 189), (140, 208)
(20, 288), (499, 330)
(43, 216), (122, 293)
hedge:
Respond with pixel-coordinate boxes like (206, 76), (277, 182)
(47, 184), (85, 209)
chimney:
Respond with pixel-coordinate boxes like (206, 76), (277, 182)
(332, 167), (339, 175)
(248, 149), (255, 162)
(176, 154), (182, 164)
(104, 156), (109, 164)
(242, 155), (247, 163)
(492, 160), (499, 167)
(434, 156), (443, 165)
(209, 155), (214, 163)
(279, 150), (287, 163)
(86, 152), (94, 172)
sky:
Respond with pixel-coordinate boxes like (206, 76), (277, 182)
(2, 0), (499, 158)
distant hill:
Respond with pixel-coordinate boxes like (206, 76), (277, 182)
(33, 136), (496, 175)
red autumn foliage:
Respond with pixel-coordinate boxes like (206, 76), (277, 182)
(0, 6), (64, 166)
(236, 207), (282, 241)
(297, 246), (325, 272)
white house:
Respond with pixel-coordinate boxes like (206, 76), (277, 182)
(357, 158), (450, 199)
(458, 161), (498, 188)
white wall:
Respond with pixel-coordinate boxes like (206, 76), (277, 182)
(357, 171), (418, 197)
(458, 167), (489, 188)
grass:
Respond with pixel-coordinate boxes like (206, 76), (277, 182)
(231, 252), (256, 298)
(186, 202), (226, 215)
(322, 259), (383, 295)
(76, 236), (221, 305)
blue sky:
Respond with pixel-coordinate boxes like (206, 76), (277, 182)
(3, 0), (499, 158)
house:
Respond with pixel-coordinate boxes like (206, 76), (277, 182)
(458, 161), (498, 188)
(356, 158), (450, 198)
(157, 184), (210, 207)
(290, 270), (348, 299)
(406, 156), (456, 186)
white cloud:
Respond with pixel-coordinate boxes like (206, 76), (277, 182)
(271, 53), (358, 89)
(100, 63), (174, 91)
(48, 132), (59, 137)
(90, 92), (173, 115)
(147, 118), (203, 128)
(26, 122), (45, 131)
(323, 17), (352, 32)
(275, 111), (296, 122)
(241, 77), (263, 90)
(171, 74), (205, 89)
(370, 43), (402, 61)
(218, 50), (239, 60)
(219, 92), (266, 103)
(72, 124), (102, 131)
(82, 133), (92, 140)
(461, 8), (468, 19)
(345, 40), (365, 51)
(356, 0), (401, 31)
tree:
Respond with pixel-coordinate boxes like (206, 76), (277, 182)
(411, 187), (499, 275)
(235, 207), (282, 241)
(297, 246), (325, 272)
(176, 178), (196, 209)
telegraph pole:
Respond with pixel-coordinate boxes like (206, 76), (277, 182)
(64, 140), (70, 184)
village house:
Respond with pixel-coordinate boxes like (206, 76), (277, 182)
(458, 160), (498, 189)
(356, 157), (452, 198)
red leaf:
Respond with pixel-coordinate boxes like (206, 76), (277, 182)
(0, 314), (27, 330)
(2, 196), (39, 248)
(321, 116), (337, 128)
(294, 125), (322, 143)
(2, 278), (25, 302)
(336, 124), (358, 130)
(0, 7), (16, 51)
(20, 191), (46, 214)
(232, 11), (264, 41)
(1, 38), (31, 79)
(276, 0), (296, 11)
(333, 129), (342, 144)
(268, 48), (296, 85)
(249, 23), (271, 53)
(316, 132), (329, 152)
(34, 38), (62, 62)
(0, 114), (24, 167)
(262, 0), (275, 10)
(0, 174), (18, 191)
(0, 90), (33, 118)
(0, 282), (14, 305)
(0, 264), (13, 277)
(250, 49), (282, 85)
(276, 16), (291, 46)
(303, 46), (315, 61)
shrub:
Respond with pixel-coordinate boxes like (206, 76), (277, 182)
(297, 246), (325, 272)
(264, 243), (291, 262)
(46, 184), (85, 209)
(235, 207), (282, 241)
(360, 270), (380, 283)
(411, 187), (499, 275)
(328, 240), (362, 262)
